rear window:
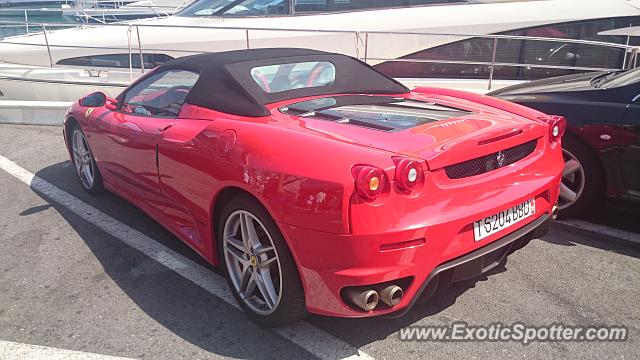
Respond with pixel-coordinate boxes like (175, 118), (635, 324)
(250, 61), (336, 93)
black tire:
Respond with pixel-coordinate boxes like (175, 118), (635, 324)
(217, 195), (307, 326)
(558, 135), (604, 218)
(70, 123), (104, 195)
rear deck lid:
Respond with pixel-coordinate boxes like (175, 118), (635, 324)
(279, 95), (546, 171)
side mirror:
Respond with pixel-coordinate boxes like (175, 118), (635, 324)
(79, 92), (107, 107)
(105, 97), (118, 111)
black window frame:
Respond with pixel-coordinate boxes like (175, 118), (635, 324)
(57, 53), (174, 69)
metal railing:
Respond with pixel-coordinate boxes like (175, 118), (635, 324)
(0, 19), (638, 90)
(68, 0), (187, 24)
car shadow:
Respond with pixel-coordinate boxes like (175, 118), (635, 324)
(28, 161), (317, 360)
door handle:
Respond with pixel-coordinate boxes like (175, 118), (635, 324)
(158, 123), (175, 132)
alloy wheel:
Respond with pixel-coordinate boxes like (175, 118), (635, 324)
(223, 210), (282, 315)
(72, 129), (95, 190)
(559, 148), (585, 210)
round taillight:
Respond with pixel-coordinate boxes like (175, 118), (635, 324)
(548, 115), (566, 143)
(395, 158), (424, 191)
(352, 165), (387, 201)
(368, 176), (380, 191)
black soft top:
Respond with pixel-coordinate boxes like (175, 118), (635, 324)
(148, 48), (409, 117)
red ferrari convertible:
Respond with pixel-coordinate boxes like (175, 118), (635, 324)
(64, 48), (564, 325)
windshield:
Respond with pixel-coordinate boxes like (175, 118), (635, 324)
(178, 0), (287, 16)
(596, 67), (640, 89)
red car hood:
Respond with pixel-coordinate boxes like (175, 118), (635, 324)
(274, 95), (548, 171)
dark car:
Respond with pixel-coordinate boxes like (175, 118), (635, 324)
(489, 68), (640, 217)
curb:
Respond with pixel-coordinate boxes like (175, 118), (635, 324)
(0, 100), (69, 126)
(552, 219), (640, 246)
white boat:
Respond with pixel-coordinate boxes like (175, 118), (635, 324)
(1, 0), (640, 102)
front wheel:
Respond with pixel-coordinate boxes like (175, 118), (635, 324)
(70, 124), (104, 194)
(218, 195), (306, 326)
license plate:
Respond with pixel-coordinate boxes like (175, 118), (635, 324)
(473, 198), (536, 241)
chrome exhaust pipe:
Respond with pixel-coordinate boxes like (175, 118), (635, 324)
(551, 204), (559, 220)
(376, 284), (403, 307)
(344, 288), (379, 311)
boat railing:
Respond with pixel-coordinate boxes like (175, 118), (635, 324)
(70, 0), (186, 21)
(0, 19), (638, 89)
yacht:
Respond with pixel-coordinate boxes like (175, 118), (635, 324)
(1, 0), (640, 102)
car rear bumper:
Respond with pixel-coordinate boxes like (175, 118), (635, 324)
(280, 208), (551, 317)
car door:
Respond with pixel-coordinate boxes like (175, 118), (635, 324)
(156, 116), (217, 253)
(92, 69), (199, 210)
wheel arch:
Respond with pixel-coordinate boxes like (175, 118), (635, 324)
(64, 116), (79, 157)
(211, 186), (256, 240)
(209, 184), (310, 302)
(209, 186), (295, 263)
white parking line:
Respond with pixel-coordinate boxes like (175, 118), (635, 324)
(0, 154), (374, 360)
(0, 340), (136, 360)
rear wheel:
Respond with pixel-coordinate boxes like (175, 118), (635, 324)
(70, 124), (104, 194)
(558, 135), (603, 218)
(218, 195), (306, 326)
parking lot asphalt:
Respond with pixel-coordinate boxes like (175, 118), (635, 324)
(0, 124), (639, 360)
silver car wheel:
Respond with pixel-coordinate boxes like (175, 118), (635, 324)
(223, 210), (282, 315)
(72, 128), (95, 190)
(559, 148), (585, 210)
